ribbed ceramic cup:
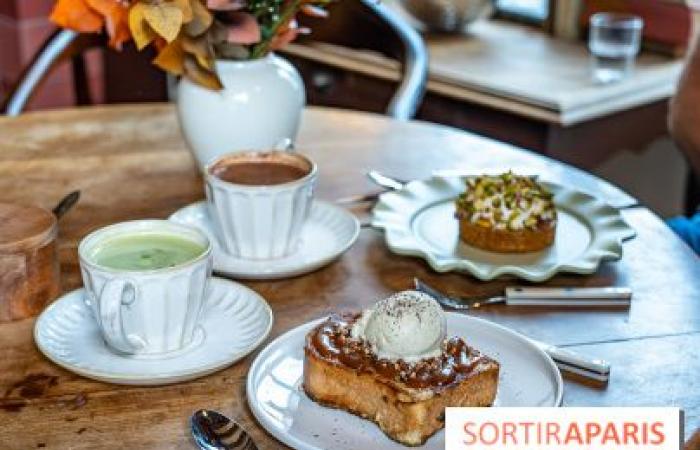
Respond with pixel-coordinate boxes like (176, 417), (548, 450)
(205, 151), (317, 260)
(78, 220), (213, 356)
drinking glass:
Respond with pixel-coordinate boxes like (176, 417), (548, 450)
(588, 13), (644, 84)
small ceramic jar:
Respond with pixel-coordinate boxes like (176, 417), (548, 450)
(0, 203), (61, 322)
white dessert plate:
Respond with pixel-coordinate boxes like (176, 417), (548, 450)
(34, 277), (273, 385)
(247, 313), (563, 450)
(372, 176), (636, 282)
(169, 201), (360, 280)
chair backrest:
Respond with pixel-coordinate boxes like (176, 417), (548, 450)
(298, 0), (428, 120)
(3, 0), (427, 119)
(3, 29), (98, 116)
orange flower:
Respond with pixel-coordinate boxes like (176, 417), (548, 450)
(50, 0), (131, 49)
(50, 0), (103, 33)
(85, 0), (130, 49)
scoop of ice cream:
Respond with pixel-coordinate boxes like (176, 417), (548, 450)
(351, 290), (446, 362)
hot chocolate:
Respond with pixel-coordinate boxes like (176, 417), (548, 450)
(209, 151), (311, 186)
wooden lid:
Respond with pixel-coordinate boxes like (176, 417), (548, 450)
(0, 203), (57, 253)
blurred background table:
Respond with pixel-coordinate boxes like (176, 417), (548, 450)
(0, 104), (698, 449)
(284, 14), (688, 217)
(285, 18), (683, 168)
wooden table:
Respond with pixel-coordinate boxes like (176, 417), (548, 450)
(0, 104), (698, 449)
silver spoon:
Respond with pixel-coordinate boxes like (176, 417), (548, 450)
(366, 170), (407, 191)
(52, 190), (80, 220)
(191, 410), (258, 450)
(335, 171), (408, 205)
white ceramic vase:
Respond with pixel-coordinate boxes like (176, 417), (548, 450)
(177, 54), (305, 170)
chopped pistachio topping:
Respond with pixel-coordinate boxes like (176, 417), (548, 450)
(455, 171), (557, 231)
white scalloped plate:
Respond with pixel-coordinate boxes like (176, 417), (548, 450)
(372, 177), (636, 282)
(34, 277), (273, 385)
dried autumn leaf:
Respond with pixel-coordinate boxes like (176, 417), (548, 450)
(86, 0), (130, 49)
(184, 55), (224, 90)
(153, 40), (186, 75)
(209, 19), (229, 44)
(153, 36), (168, 52)
(173, 0), (194, 23)
(182, 35), (215, 70)
(129, 2), (157, 50)
(50, 0), (104, 33)
(185, 0), (214, 36)
(142, 1), (184, 43)
(213, 41), (249, 59)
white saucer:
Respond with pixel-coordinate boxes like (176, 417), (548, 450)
(247, 313), (563, 450)
(34, 277), (273, 385)
(169, 201), (360, 280)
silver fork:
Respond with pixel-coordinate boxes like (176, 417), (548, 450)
(191, 410), (258, 450)
(414, 278), (631, 309)
(415, 278), (506, 309)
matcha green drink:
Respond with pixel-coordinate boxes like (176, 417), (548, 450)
(92, 233), (206, 271)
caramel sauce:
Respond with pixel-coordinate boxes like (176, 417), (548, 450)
(306, 314), (491, 390)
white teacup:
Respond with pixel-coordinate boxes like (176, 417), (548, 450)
(205, 151), (317, 259)
(78, 220), (213, 356)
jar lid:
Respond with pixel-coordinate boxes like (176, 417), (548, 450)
(0, 203), (57, 253)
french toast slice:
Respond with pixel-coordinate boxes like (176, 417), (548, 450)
(303, 316), (500, 446)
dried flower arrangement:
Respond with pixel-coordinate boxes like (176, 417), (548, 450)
(50, 0), (334, 89)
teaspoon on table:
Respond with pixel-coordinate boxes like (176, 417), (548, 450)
(191, 409), (258, 450)
(366, 170), (406, 191)
(52, 190), (80, 220)
(335, 171), (407, 205)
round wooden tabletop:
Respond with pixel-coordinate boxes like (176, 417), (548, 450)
(0, 104), (698, 449)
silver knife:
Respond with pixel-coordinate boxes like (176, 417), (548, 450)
(504, 286), (631, 307)
(529, 339), (610, 382)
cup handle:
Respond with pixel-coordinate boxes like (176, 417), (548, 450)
(99, 279), (146, 354)
(274, 138), (295, 152)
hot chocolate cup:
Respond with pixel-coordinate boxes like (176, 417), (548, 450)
(205, 151), (317, 260)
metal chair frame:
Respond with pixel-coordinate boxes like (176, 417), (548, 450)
(4, 29), (78, 116)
